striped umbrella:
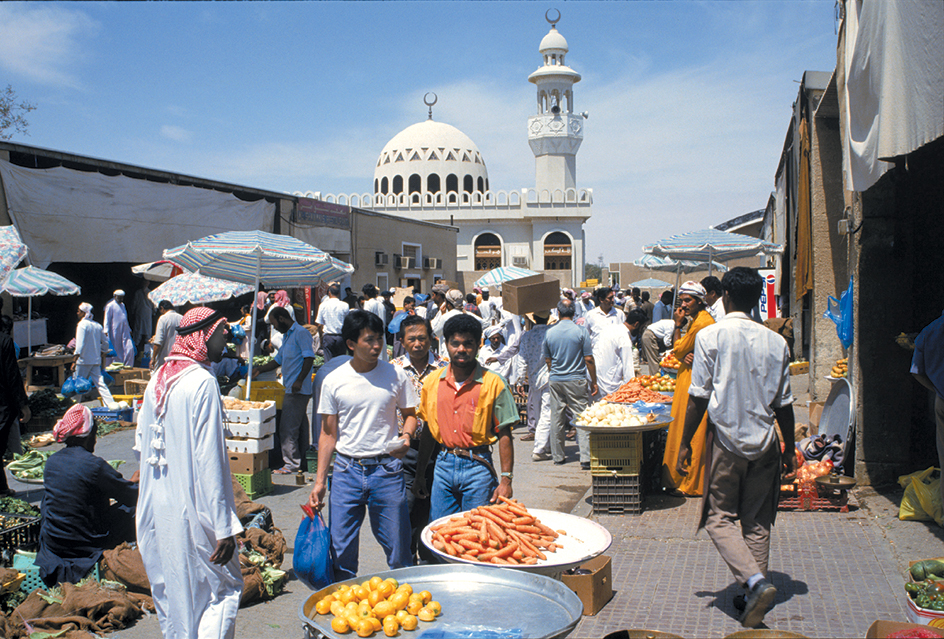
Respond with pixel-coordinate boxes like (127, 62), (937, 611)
(132, 260), (185, 282)
(2, 266), (81, 353)
(148, 271), (254, 307)
(629, 278), (672, 289)
(642, 228), (782, 276)
(0, 226), (29, 284)
(633, 254), (728, 275)
(163, 230), (354, 394)
(473, 266), (540, 289)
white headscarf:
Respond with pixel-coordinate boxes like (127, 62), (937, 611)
(484, 325), (504, 340)
(679, 281), (707, 303)
(79, 302), (93, 320)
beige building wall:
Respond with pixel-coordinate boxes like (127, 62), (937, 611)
(351, 209), (458, 295)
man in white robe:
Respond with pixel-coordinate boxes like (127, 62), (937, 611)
(135, 308), (243, 639)
(104, 290), (135, 367)
(72, 303), (116, 408)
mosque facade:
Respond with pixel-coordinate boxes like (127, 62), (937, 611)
(297, 15), (592, 289)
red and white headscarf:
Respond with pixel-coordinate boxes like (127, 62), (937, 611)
(272, 290), (291, 308)
(152, 307), (227, 419)
(255, 291), (268, 310)
(53, 404), (93, 442)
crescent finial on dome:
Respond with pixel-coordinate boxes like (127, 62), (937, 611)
(424, 92), (438, 120)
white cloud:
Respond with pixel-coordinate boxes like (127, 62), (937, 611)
(0, 4), (98, 89)
(160, 125), (193, 143)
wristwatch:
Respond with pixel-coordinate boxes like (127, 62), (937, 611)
(500, 472), (513, 481)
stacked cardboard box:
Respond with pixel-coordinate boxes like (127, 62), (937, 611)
(223, 399), (276, 498)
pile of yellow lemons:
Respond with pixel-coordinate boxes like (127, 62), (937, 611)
(313, 575), (442, 637)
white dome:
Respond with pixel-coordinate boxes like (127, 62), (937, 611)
(539, 26), (568, 53)
(373, 119), (489, 200)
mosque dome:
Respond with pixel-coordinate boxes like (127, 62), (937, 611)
(539, 26), (568, 53)
(373, 118), (489, 201)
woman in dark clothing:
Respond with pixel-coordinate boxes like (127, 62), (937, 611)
(36, 405), (138, 586)
(0, 326), (29, 495)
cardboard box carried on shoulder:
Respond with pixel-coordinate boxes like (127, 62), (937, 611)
(560, 554), (613, 616)
(229, 451), (268, 475)
(501, 273), (560, 316)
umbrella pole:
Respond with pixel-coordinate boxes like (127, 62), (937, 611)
(708, 247), (713, 278)
(27, 298), (32, 356)
(673, 264), (681, 309)
(245, 273), (260, 400)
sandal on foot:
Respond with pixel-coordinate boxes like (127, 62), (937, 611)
(519, 433), (535, 441)
(273, 467), (294, 475)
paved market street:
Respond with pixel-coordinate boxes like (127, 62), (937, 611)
(10, 375), (944, 638)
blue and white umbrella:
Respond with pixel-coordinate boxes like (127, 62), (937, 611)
(148, 271), (254, 307)
(163, 230), (354, 394)
(473, 266), (540, 289)
(2, 266), (81, 353)
(633, 254), (728, 275)
(643, 228), (782, 276)
(0, 226), (28, 284)
(629, 278), (672, 289)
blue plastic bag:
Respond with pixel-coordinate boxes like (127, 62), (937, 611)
(101, 369), (115, 387)
(823, 277), (854, 349)
(230, 324), (246, 345)
(293, 505), (334, 590)
(61, 376), (77, 397)
(387, 311), (409, 335)
(73, 376), (94, 395)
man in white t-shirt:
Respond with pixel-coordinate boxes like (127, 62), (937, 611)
(315, 284), (350, 362)
(593, 310), (646, 398)
(309, 310), (418, 580)
(584, 287), (625, 347)
(702, 276), (726, 322)
(642, 318), (676, 375)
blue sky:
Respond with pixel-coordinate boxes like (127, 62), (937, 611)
(0, 1), (839, 264)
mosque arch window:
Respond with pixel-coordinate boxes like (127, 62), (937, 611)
(393, 175), (403, 195)
(381, 177), (389, 194)
(463, 175), (474, 193)
(477, 177), (484, 193)
(446, 174), (458, 193)
(543, 232), (572, 271)
(427, 174), (441, 194)
(474, 233), (502, 271)
(409, 174), (421, 195)
(374, 179), (379, 194)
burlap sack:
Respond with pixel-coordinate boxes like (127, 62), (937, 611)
(239, 526), (287, 568)
(101, 542), (152, 594)
(232, 475), (267, 521)
(240, 566), (268, 607)
(12, 581), (148, 636)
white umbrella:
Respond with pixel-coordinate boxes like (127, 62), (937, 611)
(132, 260), (185, 282)
(163, 230), (354, 395)
(473, 266), (540, 289)
(2, 266), (81, 354)
(148, 271), (254, 307)
(642, 228), (782, 277)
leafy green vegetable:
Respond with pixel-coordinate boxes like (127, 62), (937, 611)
(0, 496), (40, 517)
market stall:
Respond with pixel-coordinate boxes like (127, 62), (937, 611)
(574, 380), (674, 514)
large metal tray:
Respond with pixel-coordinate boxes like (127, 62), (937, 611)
(421, 508), (611, 579)
(299, 564), (584, 639)
(575, 420), (670, 434)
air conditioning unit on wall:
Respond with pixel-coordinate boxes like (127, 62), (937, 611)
(396, 255), (414, 270)
(374, 252), (388, 267)
(424, 257), (442, 269)
(512, 256), (529, 267)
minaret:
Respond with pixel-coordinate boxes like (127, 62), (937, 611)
(528, 11), (584, 193)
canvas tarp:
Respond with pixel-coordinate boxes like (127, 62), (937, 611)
(841, 0), (944, 192)
(0, 160), (275, 268)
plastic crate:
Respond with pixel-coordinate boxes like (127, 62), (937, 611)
(0, 513), (41, 552)
(226, 434), (274, 454)
(589, 432), (644, 476)
(91, 407), (133, 422)
(305, 448), (318, 473)
(13, 551), (99, 593)
(224, 419), (276, 439)
(592, 474), (643, 514)
(222, 400), (277, 424)
(248, 382), (285, 410)
(234, 469), (273, 500)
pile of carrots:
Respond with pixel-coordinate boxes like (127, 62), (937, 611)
(602, 380), (672, 404)
(428, 497), (565, 565)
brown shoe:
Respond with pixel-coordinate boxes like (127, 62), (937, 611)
(519, 432), (535, 441)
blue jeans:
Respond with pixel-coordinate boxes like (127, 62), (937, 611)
(430, 448), (497, 522)
(328, 454), (412, 581)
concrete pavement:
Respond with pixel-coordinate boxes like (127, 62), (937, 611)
(9, 372), (944, 637)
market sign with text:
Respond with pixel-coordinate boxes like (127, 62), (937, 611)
(296, 198), (351, 230)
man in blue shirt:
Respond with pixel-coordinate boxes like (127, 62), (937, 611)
(652, 290), (674, 323)
(912, 308), (944, 508)
(255, 306), (316, 474)
(543, 300), (598, 469)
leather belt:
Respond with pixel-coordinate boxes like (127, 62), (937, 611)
(337, 453), (391, 466)
(442, 446), (497, 479)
